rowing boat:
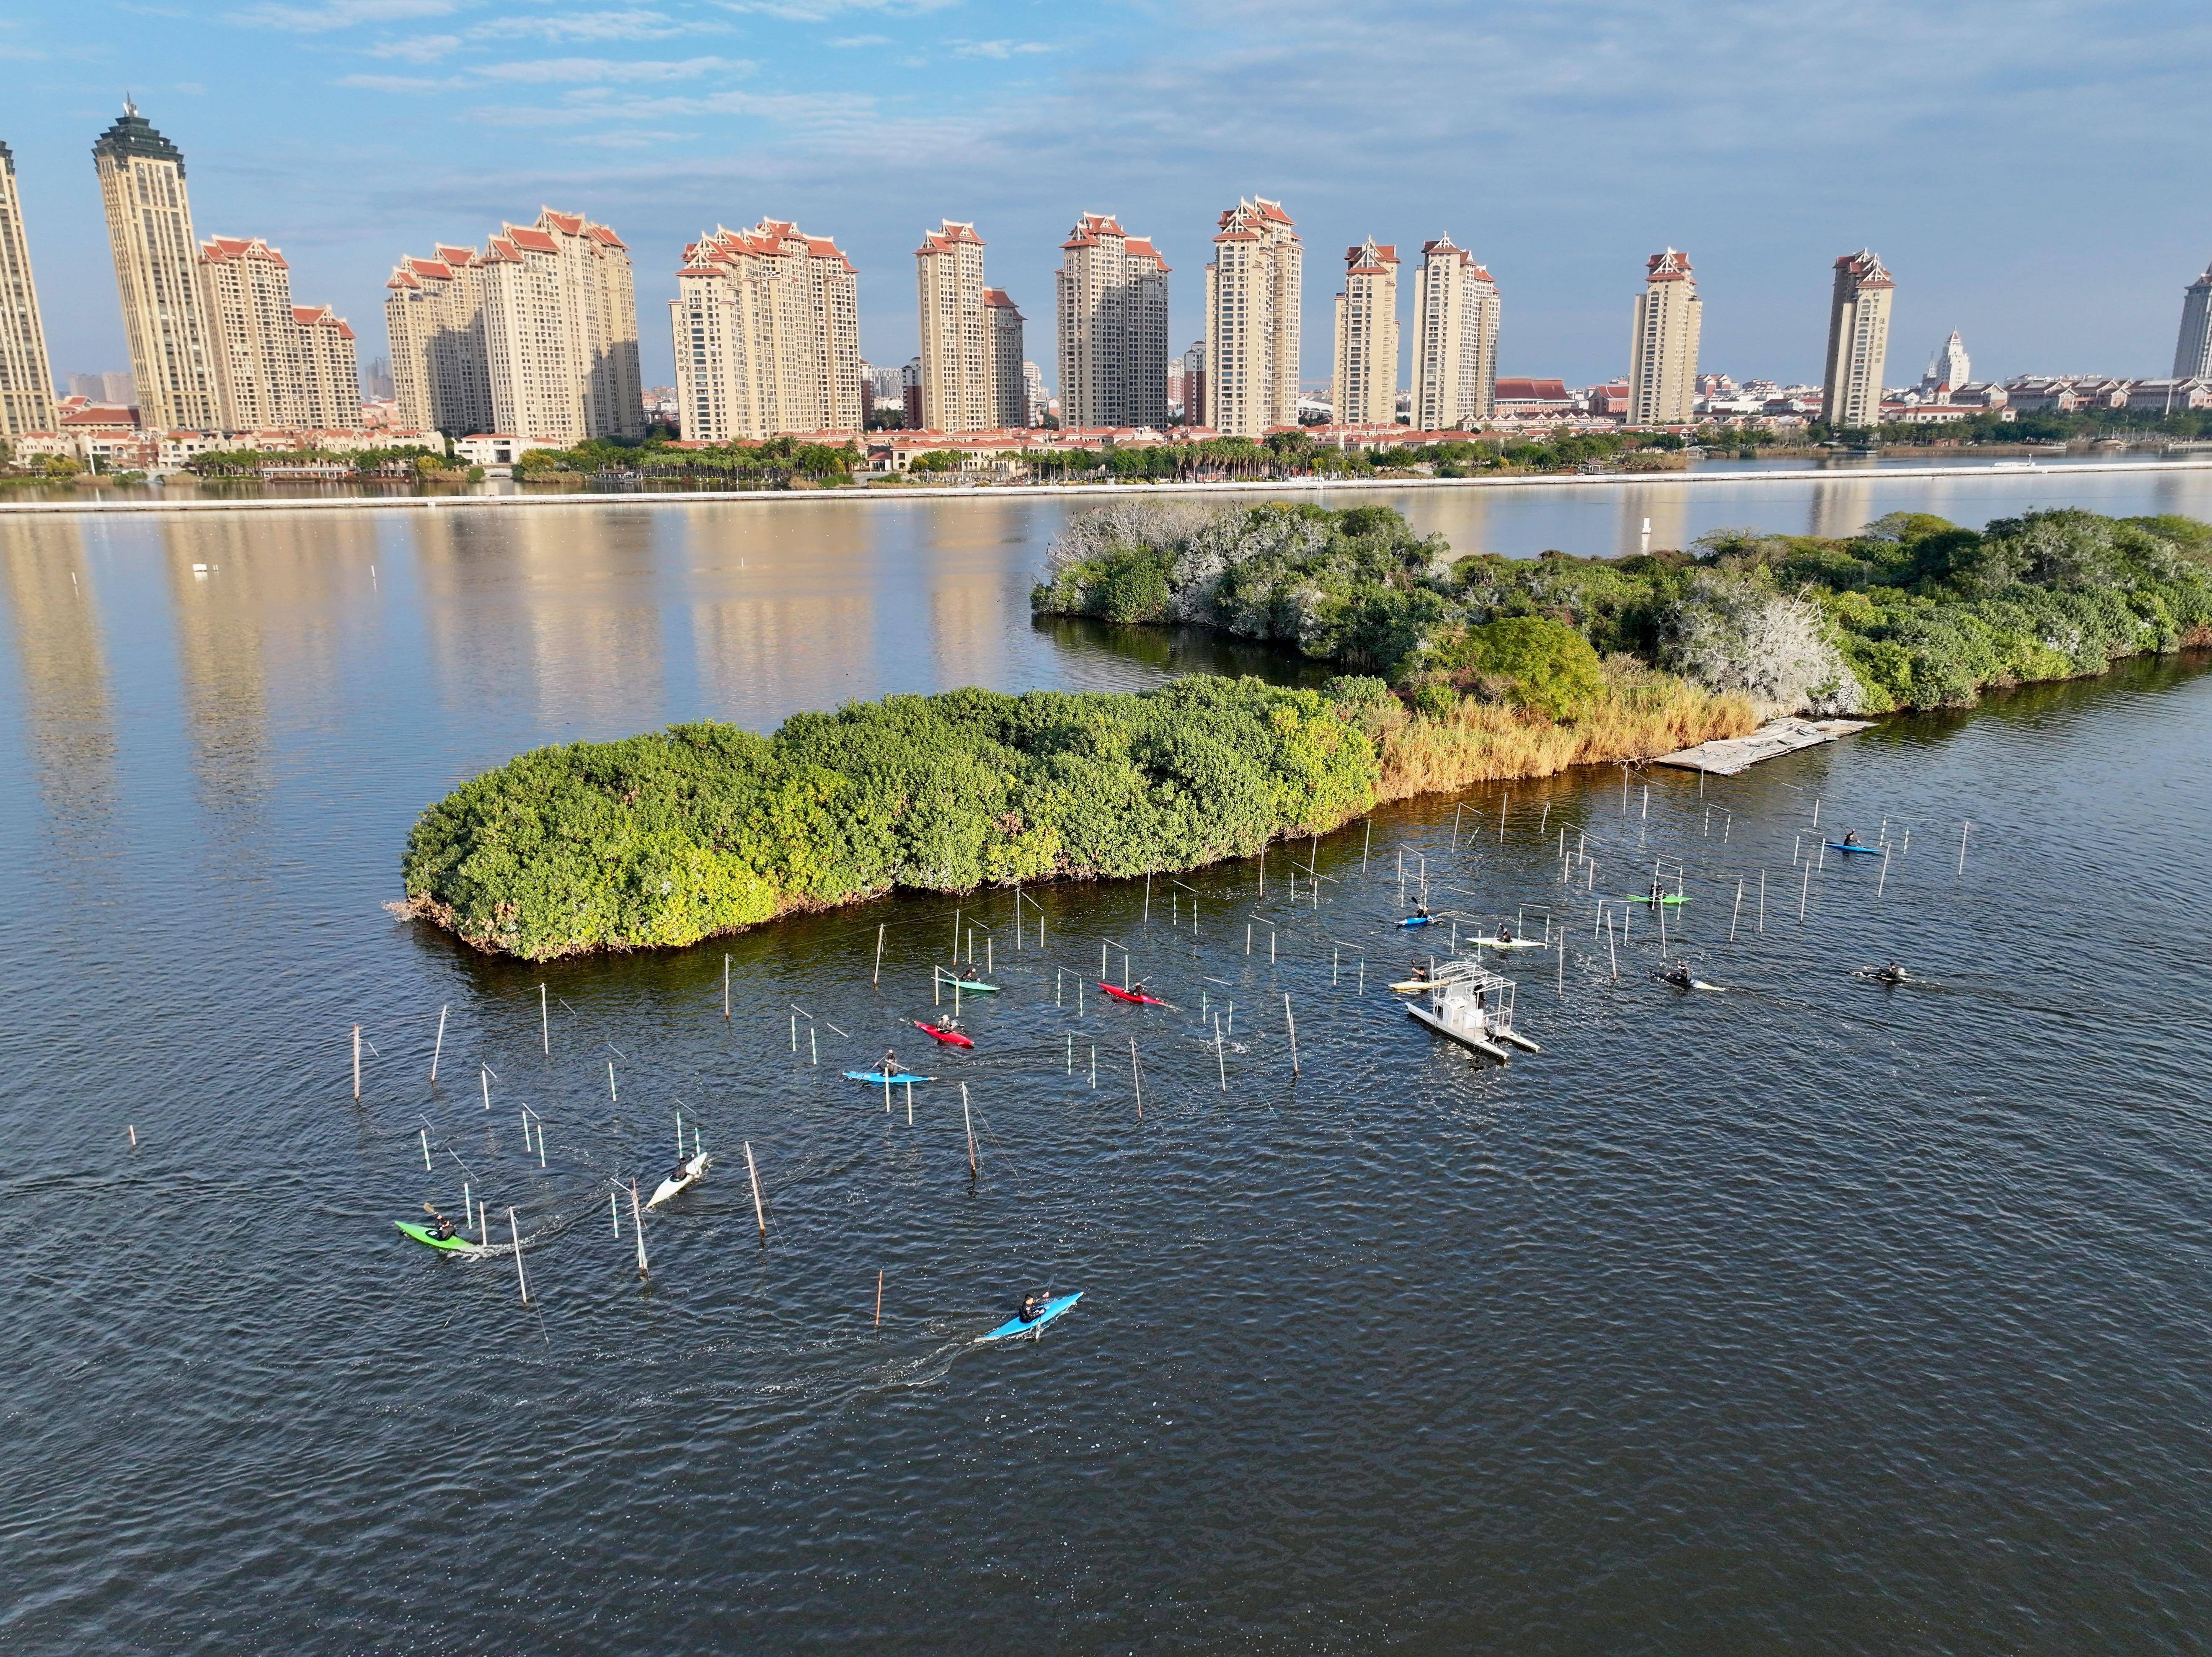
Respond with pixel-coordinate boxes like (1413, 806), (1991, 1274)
(977, 1291), (1083, 1342)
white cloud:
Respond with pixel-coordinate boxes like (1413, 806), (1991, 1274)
(474, 55), (751, 83)
(336, 71), (463, 90)
(228, 0), (458, 31)
(716, 0), (960, 19)
(367, 32), (461, 61)
(827, 34), (891, 47)
(468, 10), (706, 44)
(466, 86), (876, 132)
(562, 129), (701, 148)
(951, 39), (1051, 59)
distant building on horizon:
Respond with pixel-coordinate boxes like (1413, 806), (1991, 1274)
(1056, 213), (1169, 430)
(1204, 197), (1301, 438)
(1628, 248), (1699, 426)
(1411, 234), (1498, 430)
(0, 139), (55, 439)
(669, 217), (859, 441)
(1921, 328), (1970, 395)
(915, 220), (992, 432)
(1021, 359), (1046, 427)
(1820, 249), (1894, 430)
(386, 206), (643, 445)
(2175, 258), (2212, 381)
(1332, 236), (1399, 427)
(94, 103), (223, 431)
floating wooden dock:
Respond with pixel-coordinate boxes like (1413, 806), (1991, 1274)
(1653, 716), (1873, 777)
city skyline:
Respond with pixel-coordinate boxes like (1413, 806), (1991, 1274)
(3, 4), (2207, 395)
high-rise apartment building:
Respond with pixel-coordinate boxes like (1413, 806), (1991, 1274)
(984, 288), (1026, 428)
(1820, 249), (1894, 430)
(1411, 235), (1499, 430)
(670, 218), (860, 441)
(1021, 359), (1047, 428)
(1178, 340), (1205, 427)
(196, 235), (362, 431)
(915, 220), (992, 432)
(1204, 198), (1300, 438)
(94, 103), (222, 431)
(1922, 329), (1970, 394)
(1055, 213), (1170, 429)
(2174, 259), (2212, 380)
(1331, 237), (1399, 426)
(0, 139), (55, 439)
(1628, 248), (1700, 426)
(387, 208), (640, 444)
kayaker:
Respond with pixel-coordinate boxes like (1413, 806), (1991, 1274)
(1414, 902), (1432, 919)
(959, 964), (982, 983)
(1663, 958), (1693, 989)
(1843, 830), (1863, 846)
(1648, 878), (1665, 904)
(1496, 920), (1513, 944)
(937, 1014), (961, 1033)
(1874, 961), (1907, 985)
(429, 1211), (457, 1241)
(1127, 981), (1147, 1000)
(879, 1047), (899, 1078)
(1018, 1291), (1048, 1324)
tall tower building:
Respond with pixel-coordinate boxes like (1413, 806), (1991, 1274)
(197, 235), (295, 431)
(385, 207), (638, 444)
(671, 218), (860, 442)
(0, 141), (55, 439)
(2174, 259), (2212, 380)
(94, 103), (222, 431)
(1203, 197), (1300, 438)
(915, 220), (990, 432)
(1922, 328), (1970, 394)
(983, 288), (1026, 428)
(1820, 249), (1894, 429)
(1628, 247), (1700, 427)
(1411, 235), (1499, 430)
(1055, 213), (1170, 429)
(1331, 237), (1399, 426)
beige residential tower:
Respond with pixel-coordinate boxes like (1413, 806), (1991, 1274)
(915, 220), (992, 432)
(0, 141), (54, 440)
(1204, 198), (1301, 438)
(1820, 249), (1894, 430)
(1056, 213), (1170, 429)
(671, 218), (860, 441)
(1331, 237), (1399, 426)
(1411, 235), (1498, 430)
(1628, 248), (1700, 426)
(94, 102), (222, 431)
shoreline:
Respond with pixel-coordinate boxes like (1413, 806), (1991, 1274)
(4, 456), (2208, 518)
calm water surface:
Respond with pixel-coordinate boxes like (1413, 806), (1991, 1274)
(1, 488), (2209, 1654)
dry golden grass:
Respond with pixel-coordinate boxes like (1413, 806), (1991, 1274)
(1374, 658), (1759, 802)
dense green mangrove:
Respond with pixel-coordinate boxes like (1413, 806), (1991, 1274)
(1030, 502), (2212, 713)
(400, 678), (1382, 960)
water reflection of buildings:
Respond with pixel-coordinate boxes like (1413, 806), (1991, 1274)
(1617, 485), (1693, 557)
(0, 519), (119, 829)
(413, 506), (671, 736)
(1804, 473), (1877, 540)
(158, 511), (379, 815)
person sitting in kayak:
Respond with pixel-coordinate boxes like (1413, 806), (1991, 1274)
(879, 1048), (899, 1078)
(937, 1014), (961, 1032)
(1126, 981), (1147, 1000)
(1663, 958), (1693, 988)
(1018, 1291), (1048, 1324)
(959, 964), (983, 983)
(1843, 830), (1863, 846)
(1414, 902), (1432, 919)
(429, 1211), (457, 1241)
(1875, 961), (1907, 985)
(1496, 920), (1513, 944)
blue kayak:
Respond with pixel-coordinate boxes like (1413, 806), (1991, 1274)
(977, 1291), (1083, 1342)
(844, 1070), (933, 1084)
(1397, 915), (1436, 928)
(1824, 841), (1883, 855)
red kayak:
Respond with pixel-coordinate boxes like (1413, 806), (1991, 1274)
(1097, 982), (1169, 1007)
(914, 1020), (974, 1048)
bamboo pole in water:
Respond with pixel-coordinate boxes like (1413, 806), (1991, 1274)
(1284, 995), (1299, 1076)
(431, 1006), (447, 1081)
(1731, 880), (1744, 941)
(1130, 1039), (1142, 1119)
(352, 1025), (360, 1100)
(876, 1270), (883, 1329)
(961, 1087), (978, 1177)
(630, 1182), (647, 1275)
(540, 985), (548, 1055)
(1958, 821), (1970, 876)
(744, 1142), (766, 1239)
(726, 955), (733, 1016)
(511, 1208), (530, 1302)
(419, 1128), (431, 1171)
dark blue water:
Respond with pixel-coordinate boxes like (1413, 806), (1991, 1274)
(1, 500), (2209, 1653)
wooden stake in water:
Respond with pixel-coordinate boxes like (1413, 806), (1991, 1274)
(961, 1086), (978, 1177)
(876, 1269), (883, 1329)
(352, 1024), (361, 1100)
(725, 955), (733, 1016)
(1284, 994), (1299, 1076)
(607, 1061), (617, 1103)
(1130, 1039), (1142, 1118)
(1800, 858), (1812, 921)
(1958, 821), (1971, 876)
(1215, 1014), (1227, 1091)
(420, 1128), (431, 1172)
(1607, 913), (1619, 979)
(1145, 872), (1152, 922)
(630, 1181), (647, 1275)
(431, 1006), (447, 1081)
(952, 906), (961, 958)
(1452, 802), (1463, 849)
(744, 1141), (766, 1239)
(873, 928), (883, 986)
(510, 1208), (530, 1303)
(540, 984), (548, 1055)
(128, 1124), (137, 1147)
(1812, 796), (1821, 827)
(611, 1191), (619, 1236)
(1730, 879), (1744, 941)
(1877, 845), (1891, 899)
(1362, 818), (1371, 870)
(1539, 802), (1550, 838)
(481, 1064), (490, 1111)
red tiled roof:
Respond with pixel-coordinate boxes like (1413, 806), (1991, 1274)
(1494, 377), (1572, 401)
(1645, 248), (1693, 281)
(540, 208), (584, 235)
(506, 227), (560, 253)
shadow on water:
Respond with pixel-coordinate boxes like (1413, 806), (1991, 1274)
(1028, 614), (1337, 688)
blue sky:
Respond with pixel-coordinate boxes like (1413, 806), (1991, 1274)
(7, 0), (2210, 392)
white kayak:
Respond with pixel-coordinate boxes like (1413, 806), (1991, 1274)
(647, 1151), (711, 1208)
(1469, 936), (1548, 950)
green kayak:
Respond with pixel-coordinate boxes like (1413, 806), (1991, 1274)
(941, 976), (1000, 993)
(395, 1220), (478, 1252)
(1621, 893), (1690, 905)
